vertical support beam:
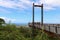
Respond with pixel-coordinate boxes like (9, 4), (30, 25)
(41, 4), (43, 27)
(32, 3), (34, 40)
(32, 3), (34, 27)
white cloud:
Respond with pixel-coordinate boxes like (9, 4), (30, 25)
(0, 17), (16, 23)
(40, 0), (60, 6)
(39, 0), (60, 10)
(0, 0), (15, 8)
(0, 17), (29, 23)
(0, 0), (24, 9)
(0, 0), (60, 11)
(0, 0), (33, 10)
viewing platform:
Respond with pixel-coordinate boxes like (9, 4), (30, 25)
(28, 22), (60, 37)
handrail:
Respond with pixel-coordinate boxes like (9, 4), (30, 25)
(28, 23), (60, 34)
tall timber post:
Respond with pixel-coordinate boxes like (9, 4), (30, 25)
(41, 4), (43, 28)
(32, 3), (35, 40)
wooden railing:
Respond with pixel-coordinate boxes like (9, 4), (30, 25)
(28, 23), (60, 34)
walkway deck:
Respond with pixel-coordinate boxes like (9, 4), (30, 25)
(28, 22), (60, 37)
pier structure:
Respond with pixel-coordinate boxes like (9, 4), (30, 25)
(29, 22), (60, 34)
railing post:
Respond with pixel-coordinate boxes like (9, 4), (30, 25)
(49, 26), (50, 31)
(55, 27), (57, 33)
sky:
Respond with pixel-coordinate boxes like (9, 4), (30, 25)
(0, 0), (60, 24)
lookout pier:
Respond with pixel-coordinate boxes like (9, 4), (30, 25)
(28, 22), (60, 37)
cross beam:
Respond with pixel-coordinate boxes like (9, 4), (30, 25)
(34, 4), (43, 7)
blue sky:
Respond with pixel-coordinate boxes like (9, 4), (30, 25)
(0, 0), (60, 24)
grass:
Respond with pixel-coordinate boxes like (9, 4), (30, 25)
(0, 23), (60, 40)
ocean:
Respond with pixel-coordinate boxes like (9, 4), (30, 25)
(14, 23), (28, 26)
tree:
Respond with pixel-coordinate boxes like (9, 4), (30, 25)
(0, 18), (5, 25)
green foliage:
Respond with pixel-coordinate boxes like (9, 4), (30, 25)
(0, 18), (5, 26)
(0, 23), (60, 40)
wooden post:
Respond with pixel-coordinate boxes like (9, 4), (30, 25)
(41, 4), (43, 27)
(49, 26), (50, 31)
(32, 3), (34, 40)
(55, 27), (57, 33)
